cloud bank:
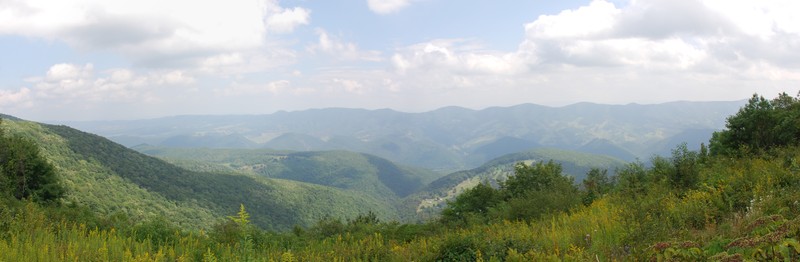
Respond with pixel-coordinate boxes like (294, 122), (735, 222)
(1, 0), (799, 120)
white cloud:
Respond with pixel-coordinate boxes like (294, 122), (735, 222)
(12, 63), (195, 106)
(391, 0), (800, 85)
(217, 80), (291, 96)
(367, 0), (411, 14)
(0, 88), (33, 108)
(45, 63), (93, 81)
(525, 0), (619, 39)
(391, 39), (523, 76)
(157, 71), (196, 85)
(703, 0), (800, 39)
(333, 78), (366, 94)
(265, 3), (311, 33)
(198, 49), (298, 76)
(1, 0), (258, 50)
(378, 0), (800, 109)
(308, 29), (383, 61)
(4, 0), (800, 121)
(0, 0), (309, 72)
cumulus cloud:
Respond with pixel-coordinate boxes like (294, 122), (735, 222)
(367, 0), (411, 14)
(4, 0), (800, 120)
(0, 0), (309, 71)
(45, 63), (93, 82)
(519, 0), (800, 75)
(11, 63), (195, 107)
(265, 3), (311, 33)
(380, 0), (800, 107)
(308, 29), (383, 61)
(333, 78), (366, 94)
(391, 39), (524, 76)
(525, 0), (619, 40)
(0, 0), (313, 119)
(392, 0), (800, 83)
(613, 0), (733, 39)
(0, 88), (33, 109)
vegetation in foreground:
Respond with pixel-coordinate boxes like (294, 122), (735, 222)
(1, 92), (799, 261)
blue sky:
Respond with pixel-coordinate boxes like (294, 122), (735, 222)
(1, 0), (799, 121)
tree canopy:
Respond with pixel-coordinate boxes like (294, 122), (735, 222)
(710, 92), (800, 155)
(440, 160), (582, 226)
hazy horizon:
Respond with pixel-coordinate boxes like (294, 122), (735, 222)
(25, 98), (752, 123)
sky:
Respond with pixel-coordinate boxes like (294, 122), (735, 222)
(1, 0), (799, 121)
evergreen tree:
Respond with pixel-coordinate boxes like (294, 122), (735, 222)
(581, 168), (611, 205)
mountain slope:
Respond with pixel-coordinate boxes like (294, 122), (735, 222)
(1, 117), (402, 231)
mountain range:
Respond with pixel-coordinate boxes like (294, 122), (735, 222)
(63, 101), (745, 172)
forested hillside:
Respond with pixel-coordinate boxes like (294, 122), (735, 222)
(1, 92), (798, 261)
(0, 118), (402, 231)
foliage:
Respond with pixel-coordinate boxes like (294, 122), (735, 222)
(441, 161), (582, 226)
(411, 148), (625, 221)
(667, 143), (701, 190)
(581, 168), (612, 205)
(710, 92), (800, 155)
(439, 183), (501, 226)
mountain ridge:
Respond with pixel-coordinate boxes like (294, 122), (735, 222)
(59, 100), (745, 171)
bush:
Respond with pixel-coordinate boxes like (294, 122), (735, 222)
(435, 235), (478, 262)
